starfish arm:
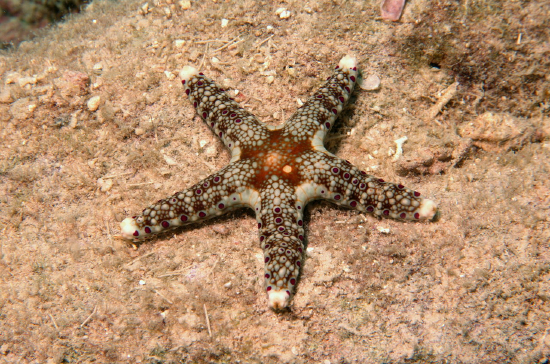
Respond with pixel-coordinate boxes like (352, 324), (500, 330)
(283, 55), (358, 145)
(120, 160), (259, 241)
(180, 66), (270, 162)
(255, 177), (305, 310)
(298, 151), (439, 221)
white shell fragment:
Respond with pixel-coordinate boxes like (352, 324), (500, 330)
(393, 136), (408, 161)
(360, 74), (381, 91)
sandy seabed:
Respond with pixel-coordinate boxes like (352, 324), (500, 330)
(0, 0), (549, 362)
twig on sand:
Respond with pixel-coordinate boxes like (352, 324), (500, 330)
(203, 304), (212, 337)
(80, 305), (97, 328)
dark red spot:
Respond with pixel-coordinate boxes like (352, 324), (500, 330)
(297, 205), (302, 210)
(344, 173), (350, 179)
(180, 215), (188, 222)
(338, 96), (345, 103)
(197, 81), (203, 86)
(274, 207), (281, 213)
(265, 257), (270, 263)
(203, 182), (209, 187)
(350, 75), (356, 82)
(260, 235), (265, 242)
(202, 112), (207, 118)
(296, 260), (301, 267)
(199, 211), (207, 218)
(317, 95), (323, 99)
(193, 101), (197, 107)
(414, 191), (421, 197)
(379, 179), (385, 183)
(352, 67), (357, 71)
(219, 132), (223, 137)
(360, 170), (367, 175)
(185, 89), (190, 95)
(133, 230), (139, 237)
(400, 213), (406, 219)
(350, 201), (357, 207)
(298, 235), (304, 241)
(266, 286), (272, 292)
(196, 189), (202, 195)
(398, 184), (404, 189)
(367, 206), (374, 212)
(352, 179), (359, 185)
(258, 222), (262, 229)
(286, 290), (290, 296)
(218, 203), (225, 209)
(414, 213), (420, 219)
(359, 183), (366, 189)
(335, 65), (339, 69)
(199, 72), (204, 75)
(345, 86), (351, 93)
(278, 227), (285, 232)
(332, 167), (339, 174)
(222, 110), (228, 114)
(162, 221), (169, 228)
(264, 244), (270, 249)
(332, 108), (338, 115)
(290, 278), (296, 285)
(334, 195), (341, 200)
(210, 122), (215, 127)
(326, 76), (331, 80)
(383, 210), (389, 216)
(298, 220), (303, 226)
(275, 217), (283, 224)
(145, 227), (151, 234)
(286, 250), (291, 255)
(235, 118), (242, 123)
(182, 80), (186, 85)
(214, 176), (221, 183)
(230, 113), (236, 117)
(265, 273), (270, 279)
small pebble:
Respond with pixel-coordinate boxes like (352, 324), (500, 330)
(179, 0), (190, 9)
(174, 39), (186, 48)
(0, 88), (13, 103)
(221, 19), (229, 27)
(276, 8), (291, 19)
(164, 71), (175, 80)
(97, 178), (113, 192)
(93, 63), (103, 75)
(87, 96), (101, 111)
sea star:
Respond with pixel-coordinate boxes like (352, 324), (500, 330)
(120, 56), (438, 309)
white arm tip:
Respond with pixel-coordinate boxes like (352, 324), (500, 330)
(338, 55), (357, 70)
(268, 289), (290, 310)
(120, 217), (139, 240)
